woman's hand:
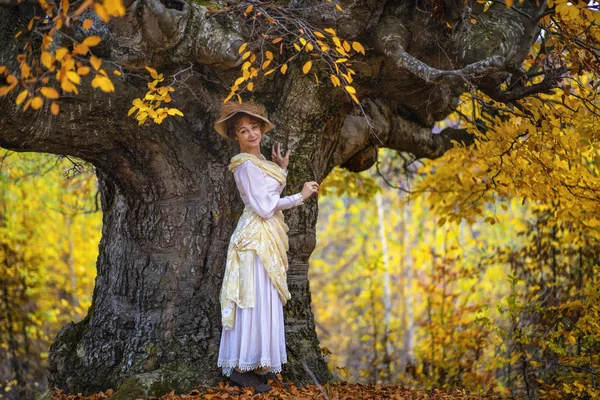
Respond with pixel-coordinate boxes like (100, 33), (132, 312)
(271, 142), (291, 170)
(301, 181), (319, 200)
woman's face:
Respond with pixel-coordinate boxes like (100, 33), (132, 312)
(234, 115), (262, 152)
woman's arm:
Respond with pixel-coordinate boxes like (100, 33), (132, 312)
(234, 160), (303, 219)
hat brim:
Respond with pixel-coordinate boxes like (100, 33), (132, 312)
(214, 111), (274, 139)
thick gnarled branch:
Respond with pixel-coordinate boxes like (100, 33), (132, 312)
(378, 39), (507, 87)
(331, 98), (475, 172)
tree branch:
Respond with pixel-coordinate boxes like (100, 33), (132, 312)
(480, 65), (568, 103)
(379, 39), (507, 87)
(331, 98), (476, 172)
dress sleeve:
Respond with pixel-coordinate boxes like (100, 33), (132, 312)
(234, 160), (303, 219)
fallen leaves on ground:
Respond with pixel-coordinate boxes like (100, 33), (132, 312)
(49, 379), (508, 400)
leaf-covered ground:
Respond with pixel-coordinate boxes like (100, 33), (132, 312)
(49, 380), (508, 399)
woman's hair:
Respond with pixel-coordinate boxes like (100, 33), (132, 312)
(225, 112), (266, 140)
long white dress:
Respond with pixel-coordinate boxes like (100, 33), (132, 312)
(217, 156), (303, 377)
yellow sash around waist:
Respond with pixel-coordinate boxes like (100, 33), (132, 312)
(220, 153), (292, 330)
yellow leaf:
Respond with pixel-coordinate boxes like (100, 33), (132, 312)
(330, 74), (340, 87)
(344, 85), (356, 94)
(90, 55), (102, 70)
(265, 51), (273, 60)
(335, 4), (342, 10)
(40, 87), (60, 99)
(104, 0), (125, 16)
(280, 64), (288, 74)
(505, 0), (513, 6)
(41, 52), (54, 69)
(73, 43), (90, 55)
(293, 43), (301, 52)
(238, 42), (247, 54)
(272, 37), (283, 44)
(56, 47), (69, 61)
(236, 94), (242, 104)
(0, 86), (12, 96)
(93, 2), (110, 22)
(244, 4), (253, 14)
(306, 43), (313, 52)
(91, 74), (115, 92)
(299, 37), (307, 46)
(60, 78), (78, 94)
(83, 35), (102, 47)
(343, 41), (351, 52)
(74, 0), (93, 15)
(223, 91), (235, 103)
(20, 62), (30, 79)
(302, 60), (312, 74)
(324, 28), (336, 35)
(350, 93), (359, 104)
(567, 335), (577, 345)
(247, 82), (254, 91)
(313, 73), (319, 84)
(50, 102), (59, 115)
(335, 58), (348, 63)
(127, 104), (138, 116)
(145, 66), (160, 80)
(314, 31), (326, 38)
(67, 71), (81, 84)
(16, 90), (28, 106)
(77, 66), (91, 75)
(31, 96), (44, 110)
(264, 68), (275, 76)
(82, 19), (93, 29)
(167, 108), (183, 116)
(261, 60), (272, 69)
(351, 41), (365, 55)
(234, 76), (246, 86)
(242, 51), (251, 60)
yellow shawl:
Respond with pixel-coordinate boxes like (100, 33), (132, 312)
(220, 153), (292, 330)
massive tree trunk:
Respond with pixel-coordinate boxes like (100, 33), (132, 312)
(0, 0), (554, 396)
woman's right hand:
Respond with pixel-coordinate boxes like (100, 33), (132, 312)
(301, 181), (320, 200)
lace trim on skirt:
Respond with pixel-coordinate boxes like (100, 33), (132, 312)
(217, 357), (287, 377)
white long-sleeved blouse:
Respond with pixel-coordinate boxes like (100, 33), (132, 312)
(233, 159), (304, 218)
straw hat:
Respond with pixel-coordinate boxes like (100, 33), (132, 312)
(214, 98), (275, 139)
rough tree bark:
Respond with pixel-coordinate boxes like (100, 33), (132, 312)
(0, 0), (555, 396)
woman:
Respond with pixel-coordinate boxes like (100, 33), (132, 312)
(214, 99), (319, 393)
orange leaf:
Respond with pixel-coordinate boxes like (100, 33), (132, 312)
(40, 87), (60, 99)
(82, 35), (102, 47)
(16, 90), (28, 106)
(31, 96), (44, 110)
